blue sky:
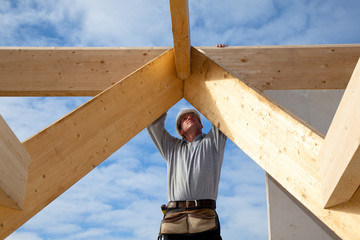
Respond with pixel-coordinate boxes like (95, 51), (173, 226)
(1, 0), (360, 239)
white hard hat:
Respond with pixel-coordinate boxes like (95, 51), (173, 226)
(175, 108), (202, 137)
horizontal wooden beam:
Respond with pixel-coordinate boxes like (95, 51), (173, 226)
(199, 44), (360, 90)
(169, 0), (191, 80)
(320, 58), (360, 208)
(0, 47), (169, 96)
(0, 49), (183, 239)
(0, 115), (30, 210)
(1, 45), (359, 96)
(184, 47), (360, 240)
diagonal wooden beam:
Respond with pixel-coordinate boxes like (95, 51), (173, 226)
(320, 58), (360, 208)
(0, 47), (169, 96)
(0, 49), (183, 239)
(199, 44), (360, 90)
(169, 0), (191, 80)
(0, 115), (30, 210)
(184, 47), (360, 240)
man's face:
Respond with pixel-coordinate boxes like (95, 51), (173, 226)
(179, 113), (203, 135)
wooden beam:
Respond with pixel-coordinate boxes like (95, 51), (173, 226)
(1, 45), (358, 97)
(0, 115), (30, 210)
(198, 44), (360, 90)
(320, 58), (360, 208)
(0, 49), (183, 239)
(0, 47), (168, 96)
(184, 47), (360, 240)
(169, 0), (191, 80)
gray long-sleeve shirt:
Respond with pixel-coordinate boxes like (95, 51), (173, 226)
(147, 113), (227, 201)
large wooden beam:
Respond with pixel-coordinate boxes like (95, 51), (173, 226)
(0, 47), (168, 96)
(184, 47), (360, 240)
(0, 115), (30, 210)
(199, 44), (360, 90)
(320, 59), (360, 208)
(169, 0), (191, 80)
(0, 49), (183, 239)
(1, 45), (359, 96)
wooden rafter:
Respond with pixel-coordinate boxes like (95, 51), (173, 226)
(1, 45), (359, 96)
(169, 0), (191, 80)
(0, 49), (183, 239)
(0, 47), (169, 96)
(184, 47), (360, 240)
(0, 115), (30, 210)
(320, 58), (360, 208)
(200, 44), (360, 90)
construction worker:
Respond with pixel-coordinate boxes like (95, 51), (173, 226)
(147, 108), (227, 240)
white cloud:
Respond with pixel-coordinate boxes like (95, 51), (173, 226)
(0, 0), (83, 46)
(0, 0), (173, 47)
(2, 0), (359, 47)
(189, 0), (360, 46)
(189, 0), (276, 46)
(6, 232), (43, 240)
(72, 0), (173, 47)
(190, 0), (276, 30)
(0, 97), (90, 141)
(71, 228), (110, 240)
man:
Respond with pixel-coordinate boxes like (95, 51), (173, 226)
(147, 108), (227, 240)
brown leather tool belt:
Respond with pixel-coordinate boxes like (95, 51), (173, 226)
(167, 199), (216, 209)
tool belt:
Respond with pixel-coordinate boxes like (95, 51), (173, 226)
(159, 200), (218, 235)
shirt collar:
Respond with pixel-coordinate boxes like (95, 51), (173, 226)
(182, 133), (206, 143)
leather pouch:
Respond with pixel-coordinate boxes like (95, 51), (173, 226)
(160, 208), (217, 235)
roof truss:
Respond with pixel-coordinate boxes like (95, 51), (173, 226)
(0, 0), (359, 239)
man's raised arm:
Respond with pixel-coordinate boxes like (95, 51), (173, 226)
(146, 112), (179, 161)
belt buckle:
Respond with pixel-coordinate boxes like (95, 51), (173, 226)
(186, 200), (197, 208)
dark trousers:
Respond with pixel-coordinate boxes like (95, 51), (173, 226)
(160, 227), (222, 240)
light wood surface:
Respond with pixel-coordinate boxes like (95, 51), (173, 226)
(1, 45), (359, 96)
(320, 58), (360, 208)
(0, 115), (30, 210)
(184, 47), (360, 240)
(200, 44), (360, 90)
(0, 47), (168, 96)
(169, 0), (191, 79)
(0, 49), (183, 239)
